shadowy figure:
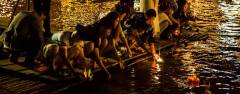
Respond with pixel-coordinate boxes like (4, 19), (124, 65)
(1, 9), (46, 67)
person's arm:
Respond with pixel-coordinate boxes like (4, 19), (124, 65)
(93, 47), (111, 79)
(119, 24), (132, 57)
(148, 27), (158, 60)
(167, 9), (180, 27)
(60, 46), (78, 76)
(150, 43), (157, 60)
(113, 23), (121, 41)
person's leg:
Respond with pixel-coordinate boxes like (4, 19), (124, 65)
(68, 41), (91, 67)
(43, 44), (59, 73)
(25, 45), (41, 67)
(58, 46), (80, 77)
(9, 50), (20, 63)
(157, 20), (170, 40)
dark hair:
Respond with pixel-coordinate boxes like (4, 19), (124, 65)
(76, 24), (85, 32)
(98, 11), (119, 29)
(158, 0), (170, 11)
(33, 0), (46, 16)
(146, 9), (156, 17)
(115, 3), (130, 14)
(106, 11), (120, 20)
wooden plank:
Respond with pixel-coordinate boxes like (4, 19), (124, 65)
(158, 40), (176, 50)
(0, 60), (13, 66)
(19, 70), (40, 75)
(124, 53), (148, 62)
(93, 40), (176, 73)
(38, 75), (59, 81)
(2, 64), (26, 71)
(0, 40), (176, 82)
(0, 59), (59, 81)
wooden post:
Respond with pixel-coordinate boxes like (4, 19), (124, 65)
(33, 0), (52, 38)
(43, 0), (52, 38)
(27, 0), (30, 10)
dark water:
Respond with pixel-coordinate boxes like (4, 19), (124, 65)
(1, 0), (240, 94)
(60, 0), (240, 94)
(0, 0), (118, 31)
(0, 0), (32, 26)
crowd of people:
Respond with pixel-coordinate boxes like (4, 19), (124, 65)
(0, 0), (190, 80)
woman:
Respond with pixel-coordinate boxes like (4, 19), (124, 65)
(44, 12), (119, 79)
(158, 0), (180, 40)
(100, 4), (133, 70)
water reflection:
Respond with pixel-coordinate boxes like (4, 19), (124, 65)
(128, 68), (137, 94)
(218, 0), (240, 51)
(0, 0), (240, 93)
(171, 0), (240, 93)
(0, 0), (118, 32)
(0, 0), (32, 26)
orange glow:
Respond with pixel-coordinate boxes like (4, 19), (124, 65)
(187, 75), (200, 86)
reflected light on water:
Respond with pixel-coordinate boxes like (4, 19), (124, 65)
(218, 1), (240, 54)
(128, 68), (137, 93)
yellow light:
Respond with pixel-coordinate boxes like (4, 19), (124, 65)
(154, 54), (164, 63)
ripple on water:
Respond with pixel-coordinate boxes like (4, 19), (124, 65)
(171, 0), (240, 93)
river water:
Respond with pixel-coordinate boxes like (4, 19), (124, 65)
(62, 0), (240, 94)
(0, 0), (240, 94)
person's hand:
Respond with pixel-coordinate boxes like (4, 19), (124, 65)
(118, 59), (125, 70)
(108, 73), (112, 80)
(153, 54), (164, 63)
(128, 50), (133, 57)
(173, 29), (181, 36)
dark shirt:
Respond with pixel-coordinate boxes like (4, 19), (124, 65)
(78, 25), (100, 48)
(3, 11), (44, 50)
(127, 13), (155, 45)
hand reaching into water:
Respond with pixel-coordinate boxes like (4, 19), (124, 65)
(108, 72), (112, 80)
(153, 54), (164, 63)
(118, 59), (125, 70)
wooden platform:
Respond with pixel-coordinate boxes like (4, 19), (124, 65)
(0, 40), (176, 80)
(0, 40), (176, 94)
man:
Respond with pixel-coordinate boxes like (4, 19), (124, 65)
(127, 9), (160, 62)
(1, 9), (46, 67)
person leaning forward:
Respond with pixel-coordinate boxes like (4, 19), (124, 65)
(1, 10), (46, 67)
